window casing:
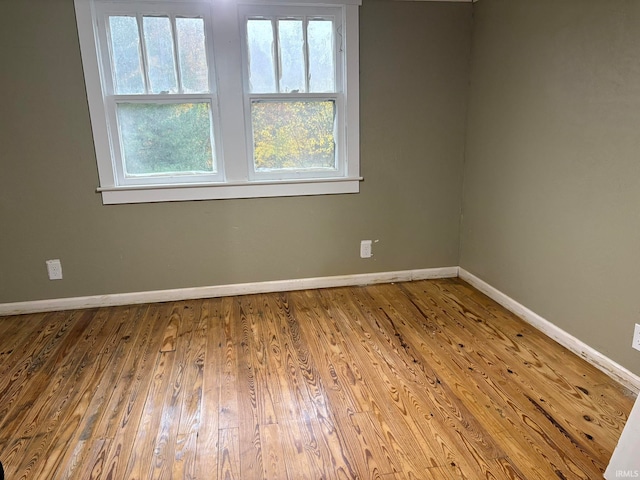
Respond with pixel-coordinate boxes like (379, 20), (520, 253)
(74, 0), (361, 204)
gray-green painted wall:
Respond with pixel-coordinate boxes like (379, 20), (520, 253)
(0, 0), (471, 303)
(461, 0), (640, 374)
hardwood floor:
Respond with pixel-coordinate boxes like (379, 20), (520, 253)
(0, 278), (635, 479)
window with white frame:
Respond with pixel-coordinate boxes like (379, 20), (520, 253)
(74, 0), (360, 204)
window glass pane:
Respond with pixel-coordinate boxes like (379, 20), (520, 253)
(278, 19), (305, 93)
(176, 17), (209, 94)
(251, 100), (336, 171)
(117, 103), (216, 176)
(143, 16), (178, 94)
(109, 16), (145, 94)
(247, 19), (276, 93)
(308, 20), (335, 93)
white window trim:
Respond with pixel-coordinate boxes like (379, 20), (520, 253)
(74, 0), (361, 204)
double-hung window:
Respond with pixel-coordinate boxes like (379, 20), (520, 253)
(74, 0), (361, 204)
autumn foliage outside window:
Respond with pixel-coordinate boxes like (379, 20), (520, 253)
(74, 0), (360, 203)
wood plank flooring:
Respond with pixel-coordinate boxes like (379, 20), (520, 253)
(0, 278), (635, 479)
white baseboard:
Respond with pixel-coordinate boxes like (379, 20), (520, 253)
(0, 266), (459, 317)
(3, 265), (637, 393)
(459, 268), (640, 393)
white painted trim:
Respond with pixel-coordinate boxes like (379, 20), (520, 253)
(100, 178), (361, 204)
(0, 267), (458, 316)
(459, 268), (640, 393)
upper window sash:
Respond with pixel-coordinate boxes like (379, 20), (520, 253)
(241, 6), (341, 95)
(94, 2), (215, 97)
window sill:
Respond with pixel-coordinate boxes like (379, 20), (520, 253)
(97, 177), (363, 204)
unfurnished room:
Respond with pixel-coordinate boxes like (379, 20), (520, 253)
(1, 0), (640, 478)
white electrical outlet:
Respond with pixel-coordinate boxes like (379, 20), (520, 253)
(633, 323), (640, 352)
(46, 259), (63, 280)
(360, 240), (372, 258)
